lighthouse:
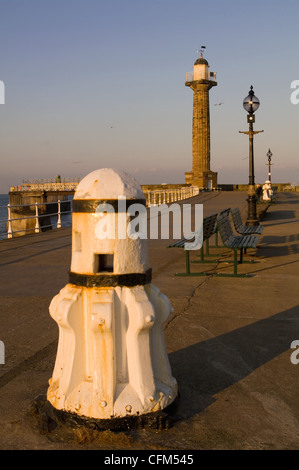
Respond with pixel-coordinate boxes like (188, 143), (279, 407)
(185, 52), (218, 190)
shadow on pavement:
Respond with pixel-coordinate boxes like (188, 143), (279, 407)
(264, 219), (299, 227)
(260, 235), (298, 244)
(169, 305), (299, 419)
(274, 196), (299, 205)
(263, 210), (296, 221)
(257, 245), (299, 259)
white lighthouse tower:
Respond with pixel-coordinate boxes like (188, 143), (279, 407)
(185, 52), (218, 189)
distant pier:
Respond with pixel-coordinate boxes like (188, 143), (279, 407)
(8, 178), (79, 237)
(7, 177), (298, 239)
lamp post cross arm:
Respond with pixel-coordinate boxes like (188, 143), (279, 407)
(239, 130), (264, 135)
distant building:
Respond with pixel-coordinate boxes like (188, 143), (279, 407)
(185, 53), (218, 189)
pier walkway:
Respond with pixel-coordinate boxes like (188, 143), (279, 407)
(0, 191), (298, 450)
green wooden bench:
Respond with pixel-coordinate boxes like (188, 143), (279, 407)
(193, 208), (232, 262)
(168, 213), (218, 276)
(208, 207), (231, 251)
(215, 212), (260, 277)
(231, 207), (264, 235)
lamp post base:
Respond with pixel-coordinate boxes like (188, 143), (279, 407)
(246, 186), (259, 226)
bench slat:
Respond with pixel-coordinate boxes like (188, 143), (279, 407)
(215, 212), (260, 276)
(231, 207), (264, 235)
(168, 213), (218, 249)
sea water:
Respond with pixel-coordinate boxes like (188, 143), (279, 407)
(0, 194), (9, 240)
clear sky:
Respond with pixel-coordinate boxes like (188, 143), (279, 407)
(0, 0), (298, 193)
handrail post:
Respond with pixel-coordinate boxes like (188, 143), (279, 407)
(7, 204), (13, 238)
(35, 202), (40, 233)
(57, 200), (62, 228)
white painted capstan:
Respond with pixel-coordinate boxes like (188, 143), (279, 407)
(47, 168), (178, 422)
(70, 168), (149, 276)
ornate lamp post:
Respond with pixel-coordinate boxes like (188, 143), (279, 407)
(267, 148), (273, 182)
(239, 86), (264, 226)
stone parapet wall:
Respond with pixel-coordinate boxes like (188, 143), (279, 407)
(141, 183), (190, 191)
(217, 183), (299, 192)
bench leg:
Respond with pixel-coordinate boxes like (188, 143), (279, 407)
(234, 248), (238, 275)
(175, 249), (212, 276)
(209, 230), (222, 248)
(193, 244), (219, 264)
(240, 248), (243, 264)
(186, 250), (190, 275)
(215, 248), (251, 277)
(239, 247), (257, 264)
(205, 238), (221, 258)
(175, 248), (253, 278)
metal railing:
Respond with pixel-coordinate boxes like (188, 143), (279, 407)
(1, 185), (200, 239)
(22, 178), (80, 184)
(10, 181), (80, 192)
(185, 71), (217, 82)
(143, 186), (200, 207)
(9, 178), (80, 192)
(6, 200), (72, 238)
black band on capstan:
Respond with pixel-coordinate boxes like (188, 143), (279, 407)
(72, 199), (146, 213)
(69, 268), (152, 288)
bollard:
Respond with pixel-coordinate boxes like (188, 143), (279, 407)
(45, 168), (178, 431)
(34, 202), (40, 233)
(57, 200), (62, 228)
(7, 204), (13, 239)
(262, 180), (273, 201)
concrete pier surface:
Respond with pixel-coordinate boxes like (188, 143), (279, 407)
(0, 191), (298, 450)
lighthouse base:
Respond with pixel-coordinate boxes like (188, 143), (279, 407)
(185, 171), (218, 190)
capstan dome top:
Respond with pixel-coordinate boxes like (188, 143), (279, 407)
(74, 168), (145, 200)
